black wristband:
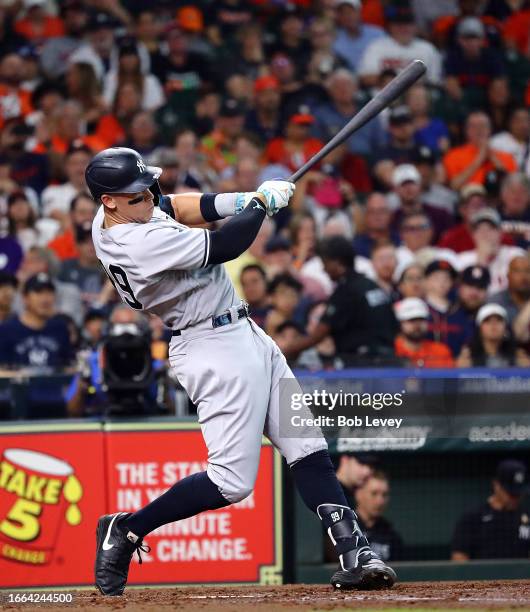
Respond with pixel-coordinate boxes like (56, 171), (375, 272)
(159, 195), (175, 219)
(200, 193), (223, 222)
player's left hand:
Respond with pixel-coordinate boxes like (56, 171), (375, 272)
(256, 180), (295, 216)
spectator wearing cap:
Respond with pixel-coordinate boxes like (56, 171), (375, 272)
(395, 212), (456, 270)
(457, 208), (526, 294)
(40, 0), (89, 80)
(443, 111), (517, 191)
(438, 183), (504, 253)
(498, 173), (530, 249)
(394, 297), (454, 367)
(457, 303), (529, 367)
(47, 192), (96, 262)
(16, 246), (83, 325)
(313, 69), (386, 159)
(57, 221), (106, 310)
(175, 6), (211, 59)
(280, 236), (398, 365)
(353, 193), (399, 259)
(332, 0), (386, 74)
(373, 106), (423, 189)
(0, 272), (73, 370)
(244, 76), (282, 144)
(406, 84), (449, 155)
(239, 264), (270, 330)
(151, 23), (213, 128)
(14, 0), (64, 45)
(445, 265), (491, 356)
(264, 105), (323, 174)
(489, 255), (530, 324)
(201, 98), (246, 174)
(103, 36), (165, 113)
(452, 459), (530, 560)
(0, 54), (34, 131)
(490, 108), (530, 172)
(68, 11), (124, 83)
(395, 261), (425, 299)
(390, 164), (454, 242)
(41, 143), (91, 224)
(444, 17), (506, 109)
(423, 259), (459, 345)
(0, 272), (17, 323)
(358, 3), (442, 87)
(412, 146), (458, 215)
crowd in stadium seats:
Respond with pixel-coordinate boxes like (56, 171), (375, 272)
(1, 0), (530, 407)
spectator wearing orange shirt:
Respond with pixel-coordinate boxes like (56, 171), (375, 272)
(443, 111), (517, 190)
(394, 297), (454, 368)
(14, 0), (65, 47)
(48, 192), (96, 262)
(265, 105), (323, 174)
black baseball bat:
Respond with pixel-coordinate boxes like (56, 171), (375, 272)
(288, 59), (427, 183)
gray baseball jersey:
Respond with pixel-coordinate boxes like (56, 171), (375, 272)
(92, 205), (238, 329)
(92, 203), (326, 502)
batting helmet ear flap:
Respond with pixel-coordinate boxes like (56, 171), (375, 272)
(150, 179), (163, 205)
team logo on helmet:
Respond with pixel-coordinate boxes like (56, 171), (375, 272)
(136, 159), (147, 173)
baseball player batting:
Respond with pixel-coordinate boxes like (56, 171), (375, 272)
(88, 147), (396, 595)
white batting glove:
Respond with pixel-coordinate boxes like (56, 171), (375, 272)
(256, 180), (295, 216)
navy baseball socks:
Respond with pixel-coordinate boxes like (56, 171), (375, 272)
(290, 449), (396, 590)
(95, 472), (230, 595)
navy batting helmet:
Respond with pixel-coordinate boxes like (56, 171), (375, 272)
(85, 147), (162, 203)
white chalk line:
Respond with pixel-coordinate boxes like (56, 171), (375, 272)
(186, 593), (530, 604)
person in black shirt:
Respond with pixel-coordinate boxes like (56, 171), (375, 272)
(452, 459), (530, 560)
(355, 471), (404, 562)
(280, 236), (398, 365)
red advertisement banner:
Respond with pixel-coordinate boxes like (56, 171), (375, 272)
(0, 422), (282, 588)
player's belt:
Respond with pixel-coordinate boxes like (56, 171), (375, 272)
(172, 303), (249, 337)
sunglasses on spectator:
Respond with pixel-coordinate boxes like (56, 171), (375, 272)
(402, 223), (431, 232)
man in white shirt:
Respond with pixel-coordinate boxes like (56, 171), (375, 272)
(457, 208), (526, 294)
(358, 4), (441, 86)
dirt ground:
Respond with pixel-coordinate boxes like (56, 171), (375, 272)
(2, 581), (530, 612)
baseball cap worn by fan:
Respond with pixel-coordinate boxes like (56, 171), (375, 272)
(289, 105), (315, 125)
(476, 303), (507, 325)
(23, 273), (55, 295)
(394, 297), (429, 322)
(177, 6), (203, 33)
(460, 265), (490, 289)
(425, 259), (457, 279)
(389, 105), (412, 126)
(457, 16), (485, 39)
(495, 460), (529, 496)
(471, 207), (501, 228)
(335, 0), (361, 9)
(393, 164), (420, 186)
(460, 183), (487, 202)
(254, 75), (280, 94)
(219, 98), (246, 118)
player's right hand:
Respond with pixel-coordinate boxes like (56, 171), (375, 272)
(256, 180), (295, 216)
